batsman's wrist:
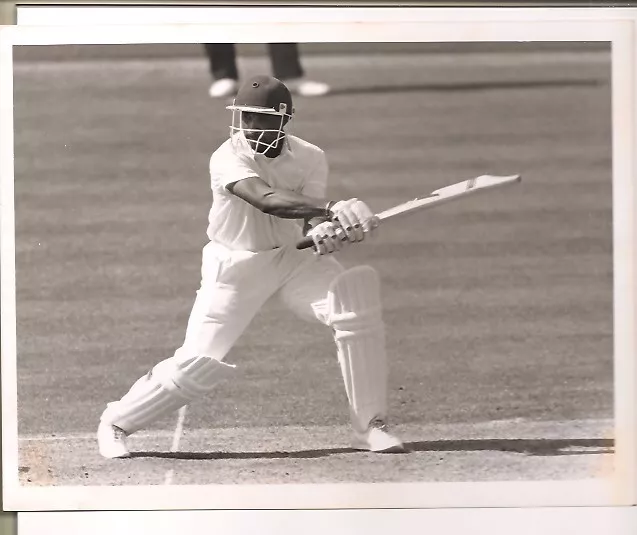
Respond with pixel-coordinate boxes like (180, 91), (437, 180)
(325, 200), (337, 219)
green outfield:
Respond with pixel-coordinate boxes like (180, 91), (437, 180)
(12, 47), (613, 486)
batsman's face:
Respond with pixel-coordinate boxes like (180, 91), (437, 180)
(241, 112), (287, 156)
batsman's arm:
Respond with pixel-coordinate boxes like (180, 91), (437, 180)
(228, 176), (334, 220)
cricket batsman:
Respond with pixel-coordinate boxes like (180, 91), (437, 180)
(97, 74), (406, 458)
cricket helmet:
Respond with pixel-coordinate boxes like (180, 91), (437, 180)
(226, 75), (294, 154)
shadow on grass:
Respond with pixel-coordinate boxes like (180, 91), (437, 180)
(129, 437), (613, 460)
(130, 448), (355, 460)
(404, 437), (614, 457)
(327, 79), (604, 96)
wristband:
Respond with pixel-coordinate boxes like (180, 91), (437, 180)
(325, 200), (337, 219)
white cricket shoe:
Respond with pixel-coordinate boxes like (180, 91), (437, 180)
(285, 78), (331, 97)
(208, 78), (239, 98)
(352, 418), (407, 453)
(97, 421), (131, 459)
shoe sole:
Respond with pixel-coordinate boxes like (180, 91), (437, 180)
(376, 444), (409, 454)
(99, 448), (131, 459)
(351, 441), (409, 454)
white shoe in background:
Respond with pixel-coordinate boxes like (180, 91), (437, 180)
(209, 78), (239, 98)
(285, 78), (331, 97)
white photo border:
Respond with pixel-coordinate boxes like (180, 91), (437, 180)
(1, 5), (635, 512)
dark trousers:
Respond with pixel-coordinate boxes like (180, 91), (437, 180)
(203, 43), (304, 81)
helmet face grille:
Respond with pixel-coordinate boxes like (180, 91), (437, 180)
(229, 117), (287, 155)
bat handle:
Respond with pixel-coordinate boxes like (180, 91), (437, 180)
(296, 226), (349, 251)
(296, 235), (315, 250)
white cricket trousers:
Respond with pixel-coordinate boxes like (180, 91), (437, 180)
(181, 240), (345, 360)
(102, 240), (349, 434)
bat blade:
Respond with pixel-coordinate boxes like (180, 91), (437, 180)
(295, 174), (521, 250)
(377, 174), (521, 221)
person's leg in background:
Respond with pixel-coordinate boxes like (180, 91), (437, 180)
(204, 43), (240, 98)
(268, 43), (331, 97)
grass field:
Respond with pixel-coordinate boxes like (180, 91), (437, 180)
(11, 46), (614, 488)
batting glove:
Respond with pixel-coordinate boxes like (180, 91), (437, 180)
(329, 198), (380, 242)
(307, 221), (347, 255)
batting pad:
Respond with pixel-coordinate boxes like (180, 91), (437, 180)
(327, 265), (388, 433)
(102, 356), (235, 434)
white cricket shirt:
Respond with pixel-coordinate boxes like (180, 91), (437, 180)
(206, 132), (328, 252)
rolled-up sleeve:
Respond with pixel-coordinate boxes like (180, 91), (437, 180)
(210, 152), (259, 191)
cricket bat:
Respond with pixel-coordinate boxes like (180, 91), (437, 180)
(295, 174), (521, 250)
